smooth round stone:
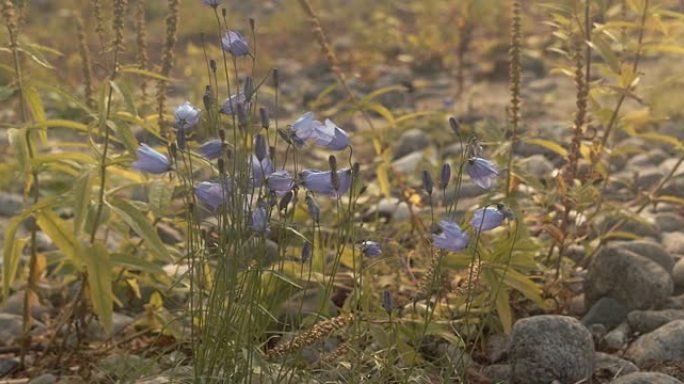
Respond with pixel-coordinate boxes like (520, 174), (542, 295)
(510, 315), (593, 384)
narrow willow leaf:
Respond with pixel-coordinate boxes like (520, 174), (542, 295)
(3, 215), (27, 297)
(32, 152), (97, 167)
(364, 102), (396, 128)
(497, 267), (544, 306)
(119, 66), (173, 81)
(73, 170), (93, 236)
(8, 128), (29, 174)
(24, 87), (48, 144)
(523, 138), (568, 157)
(494, 284), (513, 334)
(590, 34), (621, 74)
(84, 242), (113, 336)
(110, 253), (163, 274)
(35, 210), (84, 265)
(108, 198), (171, 261)
(377, 163), (391, 198)
(148, 181), (175, 218)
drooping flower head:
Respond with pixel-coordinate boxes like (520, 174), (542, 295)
(250, 205), (269, 233)
(132, 144), (171, 174)
(221, 31), (249, 57)
(267, 170), (295, 195)
(199, 139), (223, 161)
(174, 101), (200, 131)
(290, 112), (319, 145)
(195, 180), (231, 211)
(433, 220), (469, 252)
(203, 0), (222, 7)
(470, 204), (514, 232)
(466, 157), (499, 189)
(361, 241), (382, 257)
(301, 168), (352, 197)
(251, 154), (274, 187)
(313, 119), (349, 150)
(220, 93), (249, 116)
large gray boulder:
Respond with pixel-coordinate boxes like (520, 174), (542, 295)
(510, 315), (594, 384)
(625, 320), (684, 366)
(584, 245), (673, 310)
(615, 240), (675, 272)
(610, 372), (683, 384)
(627, 309), (684, 333)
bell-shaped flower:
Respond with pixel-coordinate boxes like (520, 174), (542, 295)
(200, 139), (223, 160)
(361, 241), (382, 257)
(195, 180), (231, 211)
(267, 170), (295, 194)
(301, 168), (352, 196)
(251, 154), (274, 187)
(313, 119), (349, 150)
(250, 205), (269, 233)
(220, 93), (249, 116)
(203, 0), (221, 7)
(466, 157), (499, 189)
(433, 220), (469, 252)
(174, 101), (200, 131)
(221, 31), (249, 57)
(470, 205), (513, 231)
(132, 144), (171, 174)
(290, 112), (319, 145)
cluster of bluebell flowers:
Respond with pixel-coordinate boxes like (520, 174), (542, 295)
(430, 119), (514, 253)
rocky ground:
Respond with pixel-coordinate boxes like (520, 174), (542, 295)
(1, 32), (684, 384)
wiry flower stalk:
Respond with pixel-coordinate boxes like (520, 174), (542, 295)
(112, 0), (127, 57)
(505, 0), (522, 197)
(134, 0), (149, 97)
(76, 15), (96, 109)
(157, 0), (180, 136)
(266, 313), (354, 358)
(91, 0), (107, 51)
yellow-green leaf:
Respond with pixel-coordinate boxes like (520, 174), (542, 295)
(148, 181), (175, 218)
(119, 66), (173, 81)
(3, 215), (27, 298)
(108, 197), (171, 261)
(84, 242), (113, 336)
(35, 210), (84, 265)
(523, 138), (568, 157)
(494, 286), (513, 334)
(377, 163), (391, 198)
(73, 170), (93, 236)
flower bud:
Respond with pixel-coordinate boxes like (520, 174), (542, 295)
(382, 290), (393, 314)
(279, 191), (293, 212)
(203, 85), (214, 110)
(301, 241), (312, 263)
(259, 107), (270, 129)
(449, 116), (460, 136)
(422, 170), (433, 195)
(440, 163), (451, 189)
(255, 134), (267, 161)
